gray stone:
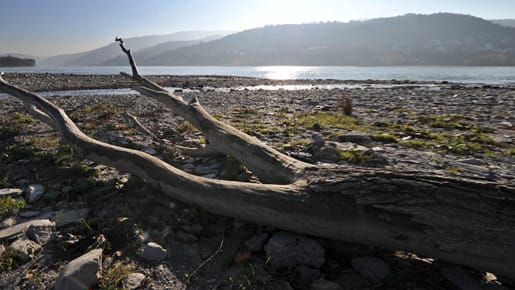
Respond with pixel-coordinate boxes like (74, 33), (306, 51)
(55, 208), (89, 227)
(244, 233), (269, 252)
(0, 219), (52, 240)
(0, 244), (5, 255)
(8, 236), (41, 261)
(140, 242), (167, 261)
(0, 188), (23, 197)
(55, 248), (103, 290)
(351, 256), (391, 282)
(26, 219), (55, 244)
(311, 278), (343, 290)
(25, 184), (45, 203)
(124, 272), (146, 289)
(264, 231), (325, 269)
(1, 216), (16, 229)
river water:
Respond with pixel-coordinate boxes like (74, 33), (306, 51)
(2, 66), (515, 85)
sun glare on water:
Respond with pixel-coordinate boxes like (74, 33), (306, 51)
(256, 66), (319, 80)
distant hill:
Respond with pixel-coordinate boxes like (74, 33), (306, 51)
(39, 30), (236, 66)
(0, 56), (36, 67)
(142, 13), (515, 66)
(100, 35), (226, 65)
(491, 19), (515, 28)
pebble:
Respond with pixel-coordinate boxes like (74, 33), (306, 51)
(140, 242), (167, 261)
(124, 272), (146, 289)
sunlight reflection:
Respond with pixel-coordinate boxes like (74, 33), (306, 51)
(256, 66), (319, 80)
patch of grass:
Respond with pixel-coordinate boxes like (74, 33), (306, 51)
(339, 149), (375, 163)
(9, 112), (33, 124)
(99, 261), (135, 290)
(418, 114), (473, 130)
(0, 248), (20, 271)
(0, 196), (25, 218)
(293, 111), (360, 130)
(228, 264), (271, 290)
(1, 143), (34, 163)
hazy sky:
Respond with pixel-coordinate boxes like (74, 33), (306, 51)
(1, 0), (514, 56)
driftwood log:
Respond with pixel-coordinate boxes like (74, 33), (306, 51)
(0, 39), (514, 279)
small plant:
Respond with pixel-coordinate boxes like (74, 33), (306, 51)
(506, 148), (515, 156)
(99, 261), (134, 290)
(337, 95), (353, 116)
(176, 121), (198, 133)
(0, 196), (25, 218)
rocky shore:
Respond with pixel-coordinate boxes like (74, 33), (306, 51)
(0, 74), (513, 289)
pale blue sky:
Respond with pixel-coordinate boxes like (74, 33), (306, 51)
(1, 0), (514, 56)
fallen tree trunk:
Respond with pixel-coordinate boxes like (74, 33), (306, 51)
(0, 40), (514, 279)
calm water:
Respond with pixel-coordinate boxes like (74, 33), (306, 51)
(2, 66), (515, 85)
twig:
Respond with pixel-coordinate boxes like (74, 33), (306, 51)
(186, 231), (225, 284)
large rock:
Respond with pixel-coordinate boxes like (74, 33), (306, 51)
(55, 248), (103, 290)
(264, 231), (325, 269)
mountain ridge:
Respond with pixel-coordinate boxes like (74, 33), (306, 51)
(133, 13), (515, 66)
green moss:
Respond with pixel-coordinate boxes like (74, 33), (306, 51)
(0, 196), (25, 218)
(372, 133), (398, 143)
(505, 148), (515, 156)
